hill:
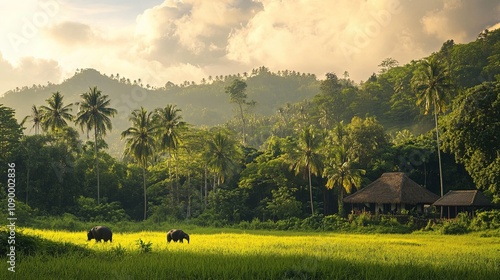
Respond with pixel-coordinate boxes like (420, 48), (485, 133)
(0, 66), (320, 155)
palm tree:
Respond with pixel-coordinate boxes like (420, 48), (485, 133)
(40, 91), (73, 132)
(154, 105), (185, 202)
(323, 145), (365, 216)
(412, 57), (452, 197)
(205, 129), (241, 189)
(23, 105), (43, 134)
(290, 126), (323, 215)
(75, 86), (117, 204)
(155, 105), (185, 155)
(225, 79), (255, 145)
(121, 107), (158, 220)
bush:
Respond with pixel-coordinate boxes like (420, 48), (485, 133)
(470, 209), (500, 230)
(136, 239), (153, 253)
(0, 228), (91, 256)
(74, 196), (130, 223)
(301, 214), (323, 230)
(440, 213), (471, 235)
(322, 215), (348, 231)
(276, 217), (301, 231)
(0, 199), (36, 226)
(349, 212), (376, 227)
(31, 213), (87, 231)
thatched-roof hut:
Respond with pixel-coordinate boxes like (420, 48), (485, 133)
(343, 172), (439, 214)
(432, 190), (494, 218)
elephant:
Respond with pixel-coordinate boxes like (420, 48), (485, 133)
(166, 229), (190, 244)
(87, 226), (113, 242)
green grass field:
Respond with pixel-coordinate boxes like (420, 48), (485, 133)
(3, 228), (500, 279)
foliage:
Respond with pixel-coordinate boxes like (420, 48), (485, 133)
(121, 107), (158, 220)
(73, 196), (130, 223)
(441, 81), (500, 201)
(154, 104), (185, 152)
(75, 86), (117, 204)
(136, 239), (153, 253)
(40, 91), (74, 132)
(2, 29), (500, 227)
(288, 126), (323, 215)
(470, 209), (500, 230)
(0, 104), (23, 195)
(225, 79), (255, 144)
(0, 227), (91, 257)
(266, 186), (301, 220)
(204, 128), (242, 185)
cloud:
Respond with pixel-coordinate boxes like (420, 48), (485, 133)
(134, 0), (262, 63)
(421, 0), (500, 43)
(0, 53), (62, 95)
(46, 21), (94, 45)
(2, 0), (500, 93)
(226, 0), (410, 79)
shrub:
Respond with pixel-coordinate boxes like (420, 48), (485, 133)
(349, 212), (375, 227)
(301, 214), (323, 230)
(322, 215), (348, 231)
(276, 217), (301, 231)
(31, 213), (86, 231)
(136, 239), (153, 253)
(0, 228), (91, 256)
(74, 196), (130, 223)
(470, 209), (500, 230)
(109, 244), (126, 257)
(441, 213), (471, 235)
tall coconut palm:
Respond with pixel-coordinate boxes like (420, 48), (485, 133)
(290, 126), (323, 215)
(412, 57), (452, 197)
(40, 91), (73, 132)
(75, 86), (117, 204)
(323, 145), (365, 216)
(155, 105), (185, 155)
(154, 104), (185, 202)
(121, 107), (158, 220)
(204, 129), (241, 189)
(22, 105), (43, 134)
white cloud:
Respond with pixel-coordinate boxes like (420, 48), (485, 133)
(1, 0), (499, 95)
(0, 53), (62, 95)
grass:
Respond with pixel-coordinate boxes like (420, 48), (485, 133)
(2, 228), (500, 279)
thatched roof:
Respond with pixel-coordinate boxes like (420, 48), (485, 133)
(433, 190), (493, 207)
(343, 172), (439, 204)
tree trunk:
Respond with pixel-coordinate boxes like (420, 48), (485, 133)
(308, 167), (314, 215)
(204, 166), (208, 208)
(26, 164), (30, 204)
(434, 102), (444, 197)
(434, 102), (444, 218)
(238, 103), (246, 145)
(187, 170), (191, 218)
(94, 126), (100, 204)
(143, 164), (147, 220)
(338, 186), (345, 217)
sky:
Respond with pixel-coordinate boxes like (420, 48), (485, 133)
(1, 0), (499, 96)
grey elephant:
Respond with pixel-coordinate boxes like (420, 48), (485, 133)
(87, 226), (113, 242)
(166, 229), (190, 244)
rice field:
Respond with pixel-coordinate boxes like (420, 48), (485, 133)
(3, 228), (500, 279)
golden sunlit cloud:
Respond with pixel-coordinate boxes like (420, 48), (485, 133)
(0, 0), (499, 95)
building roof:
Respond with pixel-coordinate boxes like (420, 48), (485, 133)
(432, 190), (493, 207)
(343, 172), (440, 204)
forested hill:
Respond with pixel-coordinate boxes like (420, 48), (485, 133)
(0, 66), (320, 129)
(1, 29), (499, 221)
(2, 28), (500, 151)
